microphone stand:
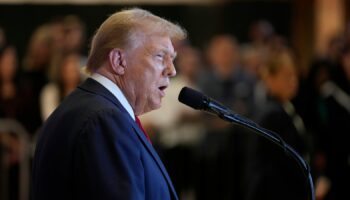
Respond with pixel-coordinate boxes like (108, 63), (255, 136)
(217, 111), (315, 200)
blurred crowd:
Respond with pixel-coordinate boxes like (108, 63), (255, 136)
(0, 15), (349, 200)
(0, 15), (87, 200)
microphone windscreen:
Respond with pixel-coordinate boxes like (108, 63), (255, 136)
(178, 87), (205, 110)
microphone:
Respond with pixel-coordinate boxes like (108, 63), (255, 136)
(178, 87), (231, 117)
(177, 86), (315, 200)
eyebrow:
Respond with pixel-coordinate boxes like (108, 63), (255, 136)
(157, 47), (177, 60)
(170, 52), (177, 60)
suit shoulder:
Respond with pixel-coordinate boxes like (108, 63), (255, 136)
(42, 87), (129, 134)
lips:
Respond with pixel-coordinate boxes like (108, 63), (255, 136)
(158, 86), (167, 91)
(158, 85), (168, 97)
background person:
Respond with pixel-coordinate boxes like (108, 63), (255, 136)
(245, 48), (312, 200)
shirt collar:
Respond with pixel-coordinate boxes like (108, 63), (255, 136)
(91, 73), (135, 120)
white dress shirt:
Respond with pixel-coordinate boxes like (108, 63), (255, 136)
(91, 73), (135, 120)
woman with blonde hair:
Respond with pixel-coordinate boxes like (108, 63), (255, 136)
(245, 48), (311, 200)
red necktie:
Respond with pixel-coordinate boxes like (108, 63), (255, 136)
(135, 116), (152, 144)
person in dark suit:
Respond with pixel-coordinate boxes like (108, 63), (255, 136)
(31, 8), (186, 200)
(245, 48), (311, 200)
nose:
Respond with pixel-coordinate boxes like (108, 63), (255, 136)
(164, 60), (177, 77)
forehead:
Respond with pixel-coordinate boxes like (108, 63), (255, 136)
(150, 36), (174, 51)
(134, 33), (175, 54)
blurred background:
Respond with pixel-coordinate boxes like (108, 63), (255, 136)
(0, 0), (349, 200)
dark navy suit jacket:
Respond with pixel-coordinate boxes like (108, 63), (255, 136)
(31, 78), (178, 200)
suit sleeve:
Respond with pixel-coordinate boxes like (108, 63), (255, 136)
(73, 109), (145, 200)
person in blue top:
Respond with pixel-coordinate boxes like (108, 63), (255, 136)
(31, 8), (186, 200)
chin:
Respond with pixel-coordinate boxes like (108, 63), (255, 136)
(152, 103), (162, 110)
(151, 100), (162, 110)
(142, 101), (162, 114)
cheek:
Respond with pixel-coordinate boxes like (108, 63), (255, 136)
(140, 70), (156, 87)
(284, 77), (298, 98)
(145, 63), (163, 83)
(135, 70), (158, 98)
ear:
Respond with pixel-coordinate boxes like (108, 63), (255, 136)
(108, 48), (127, 75)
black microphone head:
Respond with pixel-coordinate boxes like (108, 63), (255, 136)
(178, 87), (206, 110)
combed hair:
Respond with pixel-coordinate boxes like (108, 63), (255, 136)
(86, 8), (187, 73)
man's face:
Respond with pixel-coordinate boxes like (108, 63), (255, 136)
(123, 34), (177, 115)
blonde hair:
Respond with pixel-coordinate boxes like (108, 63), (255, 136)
(261, 48), (295, 77)
(23, 24), (54, 70)
(86, 8), (187, 73)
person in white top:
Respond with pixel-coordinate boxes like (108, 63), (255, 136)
(40, 53), (85, 121)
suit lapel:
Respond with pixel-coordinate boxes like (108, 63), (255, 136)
(78, 78), (178, 200)
(129, 118), (178, 200)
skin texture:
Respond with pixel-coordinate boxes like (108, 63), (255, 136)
(97, 33), (177, 116)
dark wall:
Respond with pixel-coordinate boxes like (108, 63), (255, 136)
(0, 2), (292, 61)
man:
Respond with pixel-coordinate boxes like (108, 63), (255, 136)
(31, 8), (186, 200)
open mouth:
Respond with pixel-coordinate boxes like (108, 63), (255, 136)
(158, 86), (167, 91)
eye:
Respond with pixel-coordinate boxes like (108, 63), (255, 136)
(155, 53), (165, 61)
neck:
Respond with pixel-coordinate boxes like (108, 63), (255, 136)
(95, 66), (142, 115)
